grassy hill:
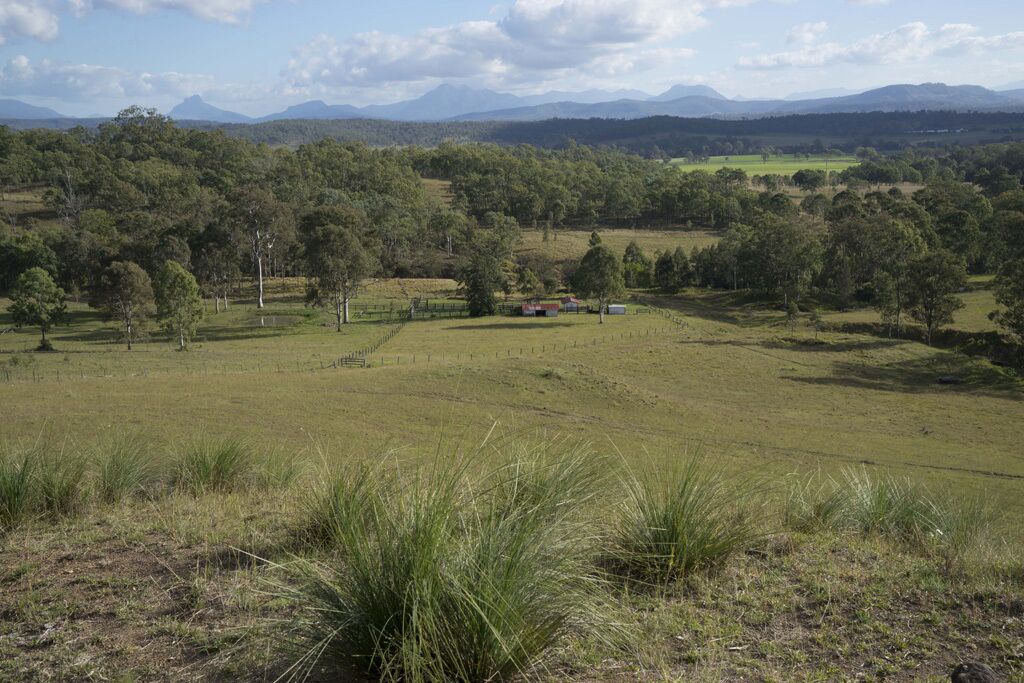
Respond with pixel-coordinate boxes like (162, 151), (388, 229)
(2, 274), (1022, 681)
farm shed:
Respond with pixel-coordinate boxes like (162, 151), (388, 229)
(522, 303), (560, 317)
(561, 296), (582, 312)
(606, 304), (626, 316)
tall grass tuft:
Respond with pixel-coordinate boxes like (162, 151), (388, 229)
(921, 493), (999, 574)
(0, 447), (37, 530)
(173, 437), (253, 495)
(36, 445), (88, 517)
(842, 469), (930, 540)
(782, 467), (999, 573)
(95, 434), (162, 504)
(783, 472), (851, 532)
(284, 443), (609, 682)
(609, 456), (765, 584)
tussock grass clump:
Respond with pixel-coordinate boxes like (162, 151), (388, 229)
(255, 449), (305, 490)
(0, 448), (36, 530)
(36, 447), (88, 517)
(783, 472), (849, 532)
(2, 440), (89, 527)
(95, 434), (162, 504)
(173, 437), (253, 495)
(609, 457), (765, 584)
(284, 442), (609, 682)
(783, 468), (999, 572)
(843, 469), (931, 539)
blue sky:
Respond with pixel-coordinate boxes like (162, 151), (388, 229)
(1, 0), (1022, 116)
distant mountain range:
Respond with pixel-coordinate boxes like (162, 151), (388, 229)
(0, 99), (67, 119)
(6, 82), (1024, 126)
(451, 83), (1024, 121)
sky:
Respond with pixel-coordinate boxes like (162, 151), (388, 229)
(0, 0), (1023, 116)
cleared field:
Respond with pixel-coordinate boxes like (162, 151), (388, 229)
(3, 279), (1023, 682)
(518, 228), (720, 264)
(2, 282), (1021, 513)
(824, 283), (1000, 334)
(671, 153), (859, 175)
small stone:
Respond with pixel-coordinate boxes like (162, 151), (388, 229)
(951, 662), (998, 683)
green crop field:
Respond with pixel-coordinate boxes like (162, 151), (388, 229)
(671, 153), (859, 175)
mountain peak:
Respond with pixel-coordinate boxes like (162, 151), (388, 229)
(649, 84), (727, 102)
(169, 95), (251, 123)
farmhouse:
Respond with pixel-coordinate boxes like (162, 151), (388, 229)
(561, 296), (582, 312)
(522, 303), (560, 317)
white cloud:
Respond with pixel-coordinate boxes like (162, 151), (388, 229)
(0, 1), (59, 44)
(738, 22), (1024, 70)
(786, 21), (827, 45)
(69, 0), (268, 24)
(0, 0), (269, 45)
(286, 0), (735, 93)
(0, 54), (214, 100)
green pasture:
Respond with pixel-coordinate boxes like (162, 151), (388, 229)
(2, 277), (1021, 523)
(518, 228), (720, 264)
(670, 153), (859, 175)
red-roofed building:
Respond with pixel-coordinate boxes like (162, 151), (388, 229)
(522, 303), (560, 317)
(560, 296), (582, 312)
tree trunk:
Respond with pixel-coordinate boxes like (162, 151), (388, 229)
(343, 296), (350, 325)
(256, 256), (265, 309)
(215, 296), (221, 314)
(223, 293), (230, 311)
(179, 328), (185, 351)
(40, 326), (46, 347)
(599, 302), (605, 324)
(335, 299), (342, 332)
(127, 321), (133, 351)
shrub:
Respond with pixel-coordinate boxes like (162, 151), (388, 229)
(609, 457), (765, 584)
(173, 437), (253, 495)
(95, 434), (162, 504)
(285, 444), (608, 682)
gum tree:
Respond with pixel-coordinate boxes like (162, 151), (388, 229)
(155, 261), (204, 351)
(8, 267), (66, 351)
(92, 261), (154, 350)
(574, 245), (625, 323)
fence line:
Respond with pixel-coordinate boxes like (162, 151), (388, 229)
(365, 324), (679, 369)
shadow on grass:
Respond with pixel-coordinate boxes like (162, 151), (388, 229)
(785, 355), (1022, 398)
(644, 290), (784, 328)
(758, 337), (909, 354)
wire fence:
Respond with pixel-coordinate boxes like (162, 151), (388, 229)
(0, 305), (674, 383)
(344, 325), (681, 369)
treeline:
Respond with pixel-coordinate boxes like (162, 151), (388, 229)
(9, 111), (1024, 157)
(2, 108), (1024, 353)
(0, 112), (800, 306)
(200, 111), (1024, 156)
(582, 173), (1024, 349)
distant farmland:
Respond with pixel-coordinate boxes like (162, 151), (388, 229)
(671, 153), (859, 175)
